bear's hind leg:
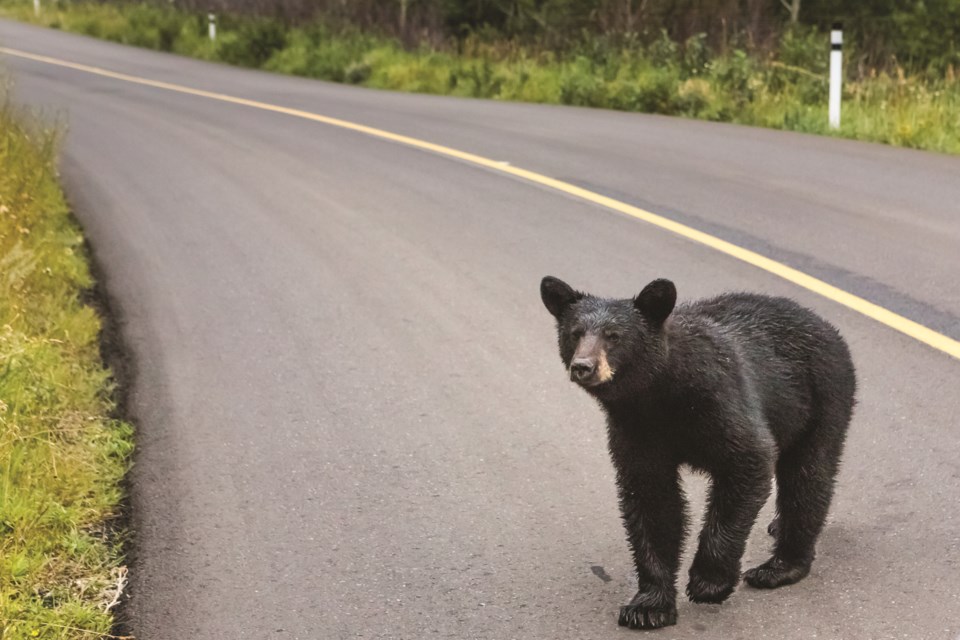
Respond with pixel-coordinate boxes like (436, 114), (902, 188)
(744, 402), (850, 589)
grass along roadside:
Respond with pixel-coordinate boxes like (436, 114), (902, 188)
(0, 88), (134, 639)
(2, 0), (959, 154)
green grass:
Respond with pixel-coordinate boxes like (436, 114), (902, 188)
(2, 0), (959, 154)
(0, 88), (134, 639)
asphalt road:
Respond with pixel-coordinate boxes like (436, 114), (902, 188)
(3, 20), (960, 640)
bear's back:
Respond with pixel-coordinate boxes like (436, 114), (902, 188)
(680, 293), (844, 359)
(675, 293), (855, 450)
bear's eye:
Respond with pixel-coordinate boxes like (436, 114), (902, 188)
(571, 328), (585, 340)
(605, 332), (621, 344)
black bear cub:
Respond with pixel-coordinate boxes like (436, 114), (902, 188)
(540, 276), (855, 630)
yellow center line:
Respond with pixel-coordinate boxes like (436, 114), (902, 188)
(3, 45), (959, 361)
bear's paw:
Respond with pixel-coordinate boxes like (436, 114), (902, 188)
(743, 556), (811, 589)
(617, 603), (677, 630)
(686, 570), (738, 604)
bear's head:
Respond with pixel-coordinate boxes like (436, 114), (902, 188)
(540, 276), (676, 401)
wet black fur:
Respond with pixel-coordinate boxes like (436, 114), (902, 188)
(540, 277), (856, 630)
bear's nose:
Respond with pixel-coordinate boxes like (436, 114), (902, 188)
(570, 359), (597, 381)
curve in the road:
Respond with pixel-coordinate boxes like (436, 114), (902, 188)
(3, 44), (959, 362)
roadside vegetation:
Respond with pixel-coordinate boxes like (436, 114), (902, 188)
(0, 89), (134, 639)
(2, 0), (958, 153)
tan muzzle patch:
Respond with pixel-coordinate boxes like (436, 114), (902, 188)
(597, 349), (615, 383)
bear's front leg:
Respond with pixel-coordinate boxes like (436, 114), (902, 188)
(687, 445), (774, 604)
(614, 456), (686, 630)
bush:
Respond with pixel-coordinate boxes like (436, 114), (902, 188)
(681, 33), (711, 77)
(124, 3), (182, 51)
(674, 77), (720, 118)
(218, 17), (287, 67)
(559, 56), (606, 106)
(344, 60), (371, 84)
(779, 25), (828, 75)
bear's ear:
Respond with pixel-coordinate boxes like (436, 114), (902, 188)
(541, 276), (582, 319)
(634, 279), (676, 325)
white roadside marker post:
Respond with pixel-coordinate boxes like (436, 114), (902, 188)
(829, 22), (843, 130)
(208, 12), (217, 42)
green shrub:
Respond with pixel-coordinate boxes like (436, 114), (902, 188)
(340, 61), (367, 84)
(117, 4), (183, 50)
(647, 29), (680, 68)
(218, 17), (287, 67)
(558, 56), (605, 106)
(681, 33), (711, 77)
(779, 25), (828, 75)
(674, 77), (721, 118)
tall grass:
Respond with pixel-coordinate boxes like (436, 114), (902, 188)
(0, 90), (134, 639)
(2, 0), (958, 154)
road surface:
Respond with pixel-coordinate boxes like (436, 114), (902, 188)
(2, 19), (959, 640)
